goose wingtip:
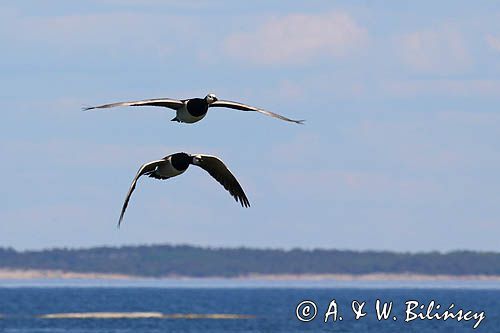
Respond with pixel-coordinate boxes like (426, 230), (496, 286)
(240, 198), (251, 208)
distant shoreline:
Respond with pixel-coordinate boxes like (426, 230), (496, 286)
(1, 269), (500, 281)
(3, 245), (499, 279)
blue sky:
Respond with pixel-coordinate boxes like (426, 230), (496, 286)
(1, 1), (499, 251)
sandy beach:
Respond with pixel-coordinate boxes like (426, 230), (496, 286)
(1, 269), (500, 282)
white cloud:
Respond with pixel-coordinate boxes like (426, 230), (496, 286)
(0, 10), (198, 57)
(399, 26), (470, 72)
(486, 34), (500, 53)
(383, 79), (500, 97)
(223, 12), (367, 65)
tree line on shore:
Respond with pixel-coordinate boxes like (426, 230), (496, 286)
(0, 245), (499, 277)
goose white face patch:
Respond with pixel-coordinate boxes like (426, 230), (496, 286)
(193, 155), (202, 165)
(206, 93), (218, 104)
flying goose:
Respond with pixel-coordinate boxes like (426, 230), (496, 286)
(118, 152), (250, 226)
(84, 93), (304, 124)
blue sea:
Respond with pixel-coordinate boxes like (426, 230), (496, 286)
(0, 279), (499, 332)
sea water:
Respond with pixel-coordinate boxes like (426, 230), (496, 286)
(0, 279), (498, 332)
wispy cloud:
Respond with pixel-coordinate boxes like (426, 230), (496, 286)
(399, 26), (470, 73)
(383, 79), (500, 97)
(223, 11), (367, 65)
(485, 34), (500, 53)
(0, 10), (199, 58)
(0, 140), (177, 170)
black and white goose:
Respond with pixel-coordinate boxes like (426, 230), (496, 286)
(118, 152), (250, 226)
(84, 93), (304, 124)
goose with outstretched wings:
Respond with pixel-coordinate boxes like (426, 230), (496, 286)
(84, 93), (304, 124)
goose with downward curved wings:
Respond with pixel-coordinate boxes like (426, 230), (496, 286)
(118, 152), (250, 226)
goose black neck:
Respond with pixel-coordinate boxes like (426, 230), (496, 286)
(170, 152), (192, 171)
(186, 98), (209, 117)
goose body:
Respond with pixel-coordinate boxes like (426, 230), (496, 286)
(119, 152), (249, 226)
(175, 98), (209, 123)
(84, 93), (304, 124)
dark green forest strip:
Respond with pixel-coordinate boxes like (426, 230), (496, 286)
(0, 245), (499, 277)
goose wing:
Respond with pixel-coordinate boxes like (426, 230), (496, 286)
(83, 98), (184, 111)
(192, 154), (250, 208)
(209, 100), (304, 124)
(119, 159), (164, 226)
